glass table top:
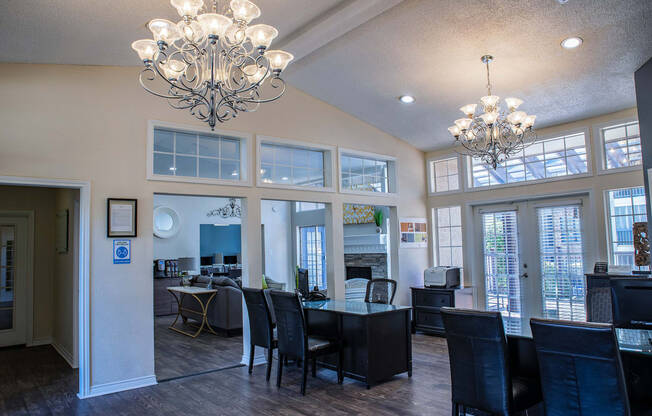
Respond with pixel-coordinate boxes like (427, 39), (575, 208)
(302, 300), (411, 316)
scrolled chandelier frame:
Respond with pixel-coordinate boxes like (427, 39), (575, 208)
(448, 55), (537, 169)
(131, 0), (293, 129)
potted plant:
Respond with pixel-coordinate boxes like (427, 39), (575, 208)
(373, 209), (384, 233)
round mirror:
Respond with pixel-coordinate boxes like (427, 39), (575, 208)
(153, 206), (181, 238)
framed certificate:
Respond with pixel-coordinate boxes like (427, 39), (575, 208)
(107, 198), (137, 237)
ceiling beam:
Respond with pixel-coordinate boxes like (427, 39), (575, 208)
(276, 0), (404, 63)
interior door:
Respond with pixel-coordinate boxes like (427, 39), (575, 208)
(0, 217), (27, 347)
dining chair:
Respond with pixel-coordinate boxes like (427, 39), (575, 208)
(530, 318), (631, 416)
(269, 290), (343, 395)
(242, 288), (277, 381)
(441, 307), (542, 416)
(364, 278), (397, 304)
(610, 278), (652, 329)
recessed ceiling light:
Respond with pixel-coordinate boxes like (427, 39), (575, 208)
(399, 95), (415, 104)
(561, 36), (583, 49)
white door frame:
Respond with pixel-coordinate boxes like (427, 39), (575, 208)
(0, 176), (91, 399)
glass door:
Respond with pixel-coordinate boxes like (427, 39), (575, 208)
(0, 217), (27, 347)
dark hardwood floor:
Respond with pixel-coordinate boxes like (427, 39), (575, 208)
(154, 315), (243, 381)
(0, 334), (455, 415)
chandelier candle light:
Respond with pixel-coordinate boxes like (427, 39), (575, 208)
(132, 0), (293, 129)
(448, 55), (536, 168)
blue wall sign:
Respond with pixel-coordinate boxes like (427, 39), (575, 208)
(113, 240), (131, 264)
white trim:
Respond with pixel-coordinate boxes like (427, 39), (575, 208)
(255, 135), (336, 192)
(86, 375), (157, 398)
(0, 176), (91, 400)
(338, 147), (399, 196)
(147, 120), (253, 187)
(27, 336), (52, 346)
(593, 117), (641, 175)
(426, 153), (463, 196)
(52, 340), (76, 368)
(240, 351), (267, 367)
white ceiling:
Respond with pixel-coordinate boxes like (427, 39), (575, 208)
(1, 0), (651, 151)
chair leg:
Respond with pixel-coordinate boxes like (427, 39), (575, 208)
(337, 347), (343, 384)
(276, 354), (283, 388)
(311, 357), (317, 378)
(266, 347), (273, 381)
(248, 344), (255, 375)
(301, 357), (308, 395)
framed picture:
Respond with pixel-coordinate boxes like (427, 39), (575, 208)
(107, 198), (137, 237)
(399, 217), (428, 248)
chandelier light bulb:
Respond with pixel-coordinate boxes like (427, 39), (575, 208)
(480, 95), (500, 112)
(245, 24), (278, 50)
(480, 111), (499, 125)
(177, 20), (204, 43)
(230, 0), (261, 24)
(448, 126), (461, 137)
(504, 97), (524, 112)
(131, 39), (158, 61)
(523, 115), (537, 128)
(162, 60), (186, 80)
(459, 104), (477, 117)
(454, 118), (472, 131)
(170, 0), (204, 17)
(197, 13), (232, 38)
(265, 50), (294, 72)
(148, 19), (182, 44)
(243, 65), (268, 84)
(507, 111), (527, 125)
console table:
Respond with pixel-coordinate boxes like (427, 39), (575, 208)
(167, 286), (218, 338)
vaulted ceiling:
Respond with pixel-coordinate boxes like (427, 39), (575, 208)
(2, 0), (651, 151)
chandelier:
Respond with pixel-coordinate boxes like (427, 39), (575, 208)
(131, 0), (293, 129)
(448, 55), (536, 168)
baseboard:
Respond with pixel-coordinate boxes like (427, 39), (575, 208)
(82, 375), (157, 399)
(51, 340), (77, 369)
(240, 351), (268, 366)
(27, 337), (53, 347)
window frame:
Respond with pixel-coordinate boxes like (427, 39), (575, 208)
(427, 154), (463, 196)
(255, 135), (336, 192)
(465, 127), (593, 191)
(147, 120), (252, 186)
(594, 117), (642, 175)
(338, 148), (398, 196)
(604, 186), (647, 269)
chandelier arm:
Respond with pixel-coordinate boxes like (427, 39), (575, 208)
(138, 67), (192, 100)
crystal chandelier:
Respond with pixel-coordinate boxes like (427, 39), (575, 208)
(448, 55), (536, 168)
(131, 0), (293, 129)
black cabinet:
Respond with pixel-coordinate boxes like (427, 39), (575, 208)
(154, 277), (178, 316)
(411, 287), (455, 336)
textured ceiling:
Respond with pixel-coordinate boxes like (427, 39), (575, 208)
(286, 0), (652, 150)
(1, 0), (651, 151)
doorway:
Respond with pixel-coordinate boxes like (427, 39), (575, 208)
(474, 195), (592, 334)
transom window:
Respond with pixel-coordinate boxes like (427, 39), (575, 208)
(340, 154), (390, 193)
(602, 121), (641, 169)
(606, 187), (647, 269)
(470, 133), (588, 188)
(260, 143), (326, 187)
(152, 127), (242, 180)
(429, 157), (460, 193)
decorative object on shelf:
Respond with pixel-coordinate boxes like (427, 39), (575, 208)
(55, 209), (69, 253)
(207, 198), (241, 218)
(448, 55), (537, 168)
(131, 0), (293, 129)
(373, 209), (384, 233)
(107, 198), (137, 238)
(343, 204), (374, 225)
(153, 206), (182, 239)
(400, 218), (428, 248)
(633, 221), (650, 267)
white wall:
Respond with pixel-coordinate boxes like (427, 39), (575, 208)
(153, 194), (240, 263)
(261, 199), (292, 286)
(0, 63), (428, 392)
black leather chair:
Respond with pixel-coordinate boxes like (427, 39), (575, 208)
(610, 278), (652, 328)
(530, 318), (631, 416)
(440, 308), (542, 416)
(364, 278), (397, 304)
(242, 288), (277, 381)
(269, 290), (343, 395)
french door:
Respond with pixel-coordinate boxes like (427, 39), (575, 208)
(0, 216), (27, 347)
(475, 196), (590, 334)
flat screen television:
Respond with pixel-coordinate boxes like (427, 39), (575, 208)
(223, 255), (238, 265)
(297, 268), (309, 298)
(200, 256), (213, 266)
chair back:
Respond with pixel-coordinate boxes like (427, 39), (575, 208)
(441, 308), (513, 415)
(242, 288), (274, 348)
(611, 278), (652, 328)
(530, 318), (630, 416)
(269, 290), (307, 360)
(364, 278), (397, 304)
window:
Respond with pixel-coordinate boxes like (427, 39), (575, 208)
(607, 187), (647, 269)
(433, 206), (463, 269)
(151, 126), (246, 183)
(429, 157), (460, 193)
(299, 226), (326, 290)
(470, 133), (588, 188)
(260, 143), (326, 188)
(340, 150), (397, 194)
(295, 202), (325, 212)
(602, 121), (641, 170)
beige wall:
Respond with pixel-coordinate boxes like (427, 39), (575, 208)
(0, 63), (428, 389)
(425, 108), (644, 288)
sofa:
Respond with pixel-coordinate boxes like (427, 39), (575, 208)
(180, 275), (243, 336)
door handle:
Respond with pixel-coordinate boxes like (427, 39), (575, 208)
(520, 272), (528, 278)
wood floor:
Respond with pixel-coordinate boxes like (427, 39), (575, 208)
(0, 333), (456, 415)
(154, 315), (243, 381)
